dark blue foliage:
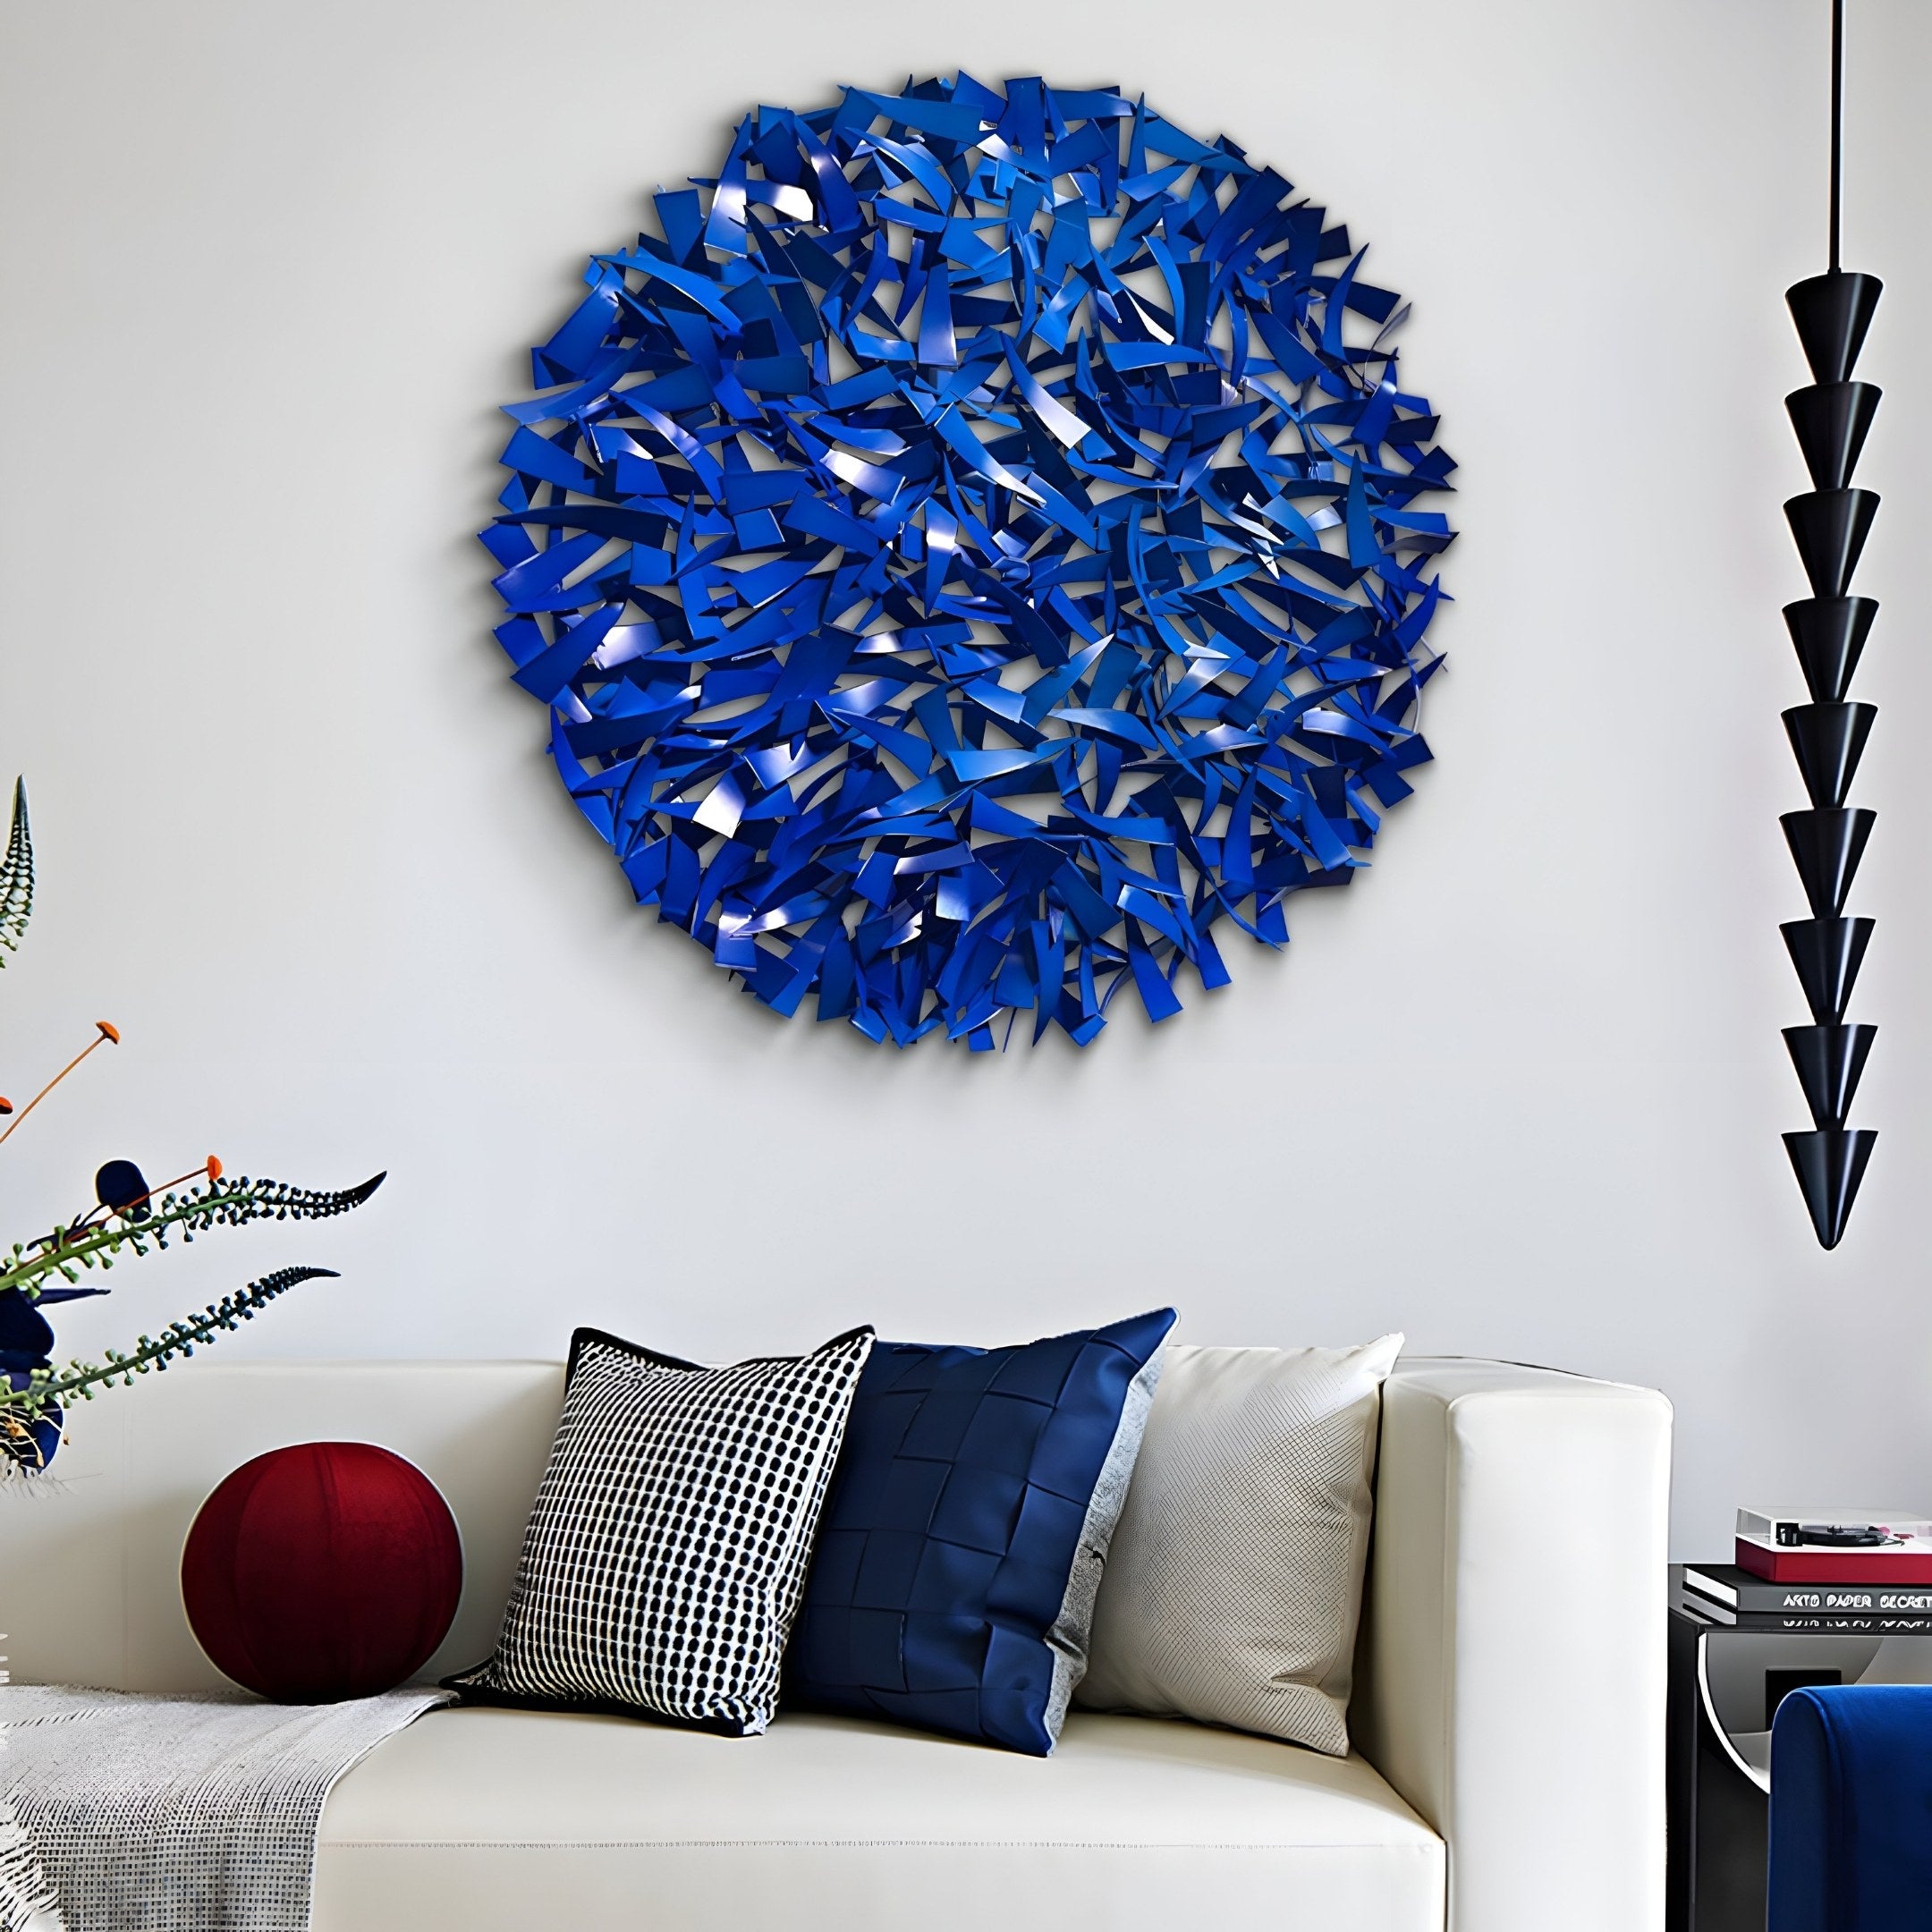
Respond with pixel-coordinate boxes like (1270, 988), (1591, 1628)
(0, 1292), (61, 1467)
(95, 1158), (151, 1220)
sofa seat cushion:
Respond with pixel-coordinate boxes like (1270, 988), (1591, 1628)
(314, 1706), (1445, 1931)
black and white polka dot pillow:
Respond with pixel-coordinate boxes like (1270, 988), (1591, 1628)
(450, 1324), (874, 1736)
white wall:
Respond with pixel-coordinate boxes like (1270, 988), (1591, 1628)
(1, 0), (1926, 1557)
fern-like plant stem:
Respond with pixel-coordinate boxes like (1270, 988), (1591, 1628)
(1, 1266), (338, 1467)
(0, 1025), (117, 1147)
(0, 1171), (385, 1302)
(0, 779), (32, 961)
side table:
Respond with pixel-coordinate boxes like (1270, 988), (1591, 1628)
(1667, 1564), (1932, 1931)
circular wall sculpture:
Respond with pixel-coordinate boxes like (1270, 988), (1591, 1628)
(482, 76), (1455, 1048)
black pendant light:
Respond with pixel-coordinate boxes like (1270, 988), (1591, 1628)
(1781, 0), (1881, 1248)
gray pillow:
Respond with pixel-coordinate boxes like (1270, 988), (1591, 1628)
(1076, 1335), (1403, 1756)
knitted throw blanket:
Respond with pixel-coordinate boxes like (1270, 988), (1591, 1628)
(0, 1788), (59, 1932)
(0, 1686), (452, 1932)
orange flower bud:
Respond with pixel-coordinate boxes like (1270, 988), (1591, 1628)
(0, 1097), (12, 1114)
(206, 1156), (224, 1182)
(96, 1021), (121, 1044)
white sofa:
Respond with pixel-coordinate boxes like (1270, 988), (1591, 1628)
(1, 1356), (1671, 1931)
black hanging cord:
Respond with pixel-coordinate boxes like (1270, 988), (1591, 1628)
(1829, 0), (1843, 272)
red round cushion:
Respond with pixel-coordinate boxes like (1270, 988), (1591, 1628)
(182, 1442), (462, 1703)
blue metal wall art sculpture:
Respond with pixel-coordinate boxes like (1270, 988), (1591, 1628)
(480, 77), (1456, 1047)
(1780, 3), (1881, 1246)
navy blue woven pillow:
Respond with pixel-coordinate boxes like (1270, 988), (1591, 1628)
(785, 1308), (1176, 1756)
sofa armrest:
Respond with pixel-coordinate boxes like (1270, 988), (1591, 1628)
(1352, 1358), (1672, 1932)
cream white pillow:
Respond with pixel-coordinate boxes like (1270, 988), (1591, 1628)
(1076, 1335), (1403, 1756)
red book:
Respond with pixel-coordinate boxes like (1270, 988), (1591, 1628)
(1735, 1538), (1932, 1585)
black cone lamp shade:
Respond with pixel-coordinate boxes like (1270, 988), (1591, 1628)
(1781, 916), (1874, 1025)
(1787, 270), (1882, 384)
(1786, 381), (1880, 491)
(1784, 489), (1879, 600)
(1783, 701), (1876, 808)
(1781, 808), (1875, 919)
(1784, 596), (1877, 703)
(1784, 1021), (1877, 1129)
(1775, 0), (1885, 1248)
(1784, 1127), (1877, 1250)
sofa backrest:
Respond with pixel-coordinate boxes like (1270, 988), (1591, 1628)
(1, 1362), (564, 1690)
(4, 1352), (1427, 1696)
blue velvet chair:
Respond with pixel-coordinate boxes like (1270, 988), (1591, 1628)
(1769, 1684), (1932, 1931)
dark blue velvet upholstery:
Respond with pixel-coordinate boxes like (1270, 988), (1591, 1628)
(1769, 1684), (1932, 1932)
(786, 1309), (1175, 1756)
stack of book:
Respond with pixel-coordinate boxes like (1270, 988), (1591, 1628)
(1682, 1508), (1932, 1629)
